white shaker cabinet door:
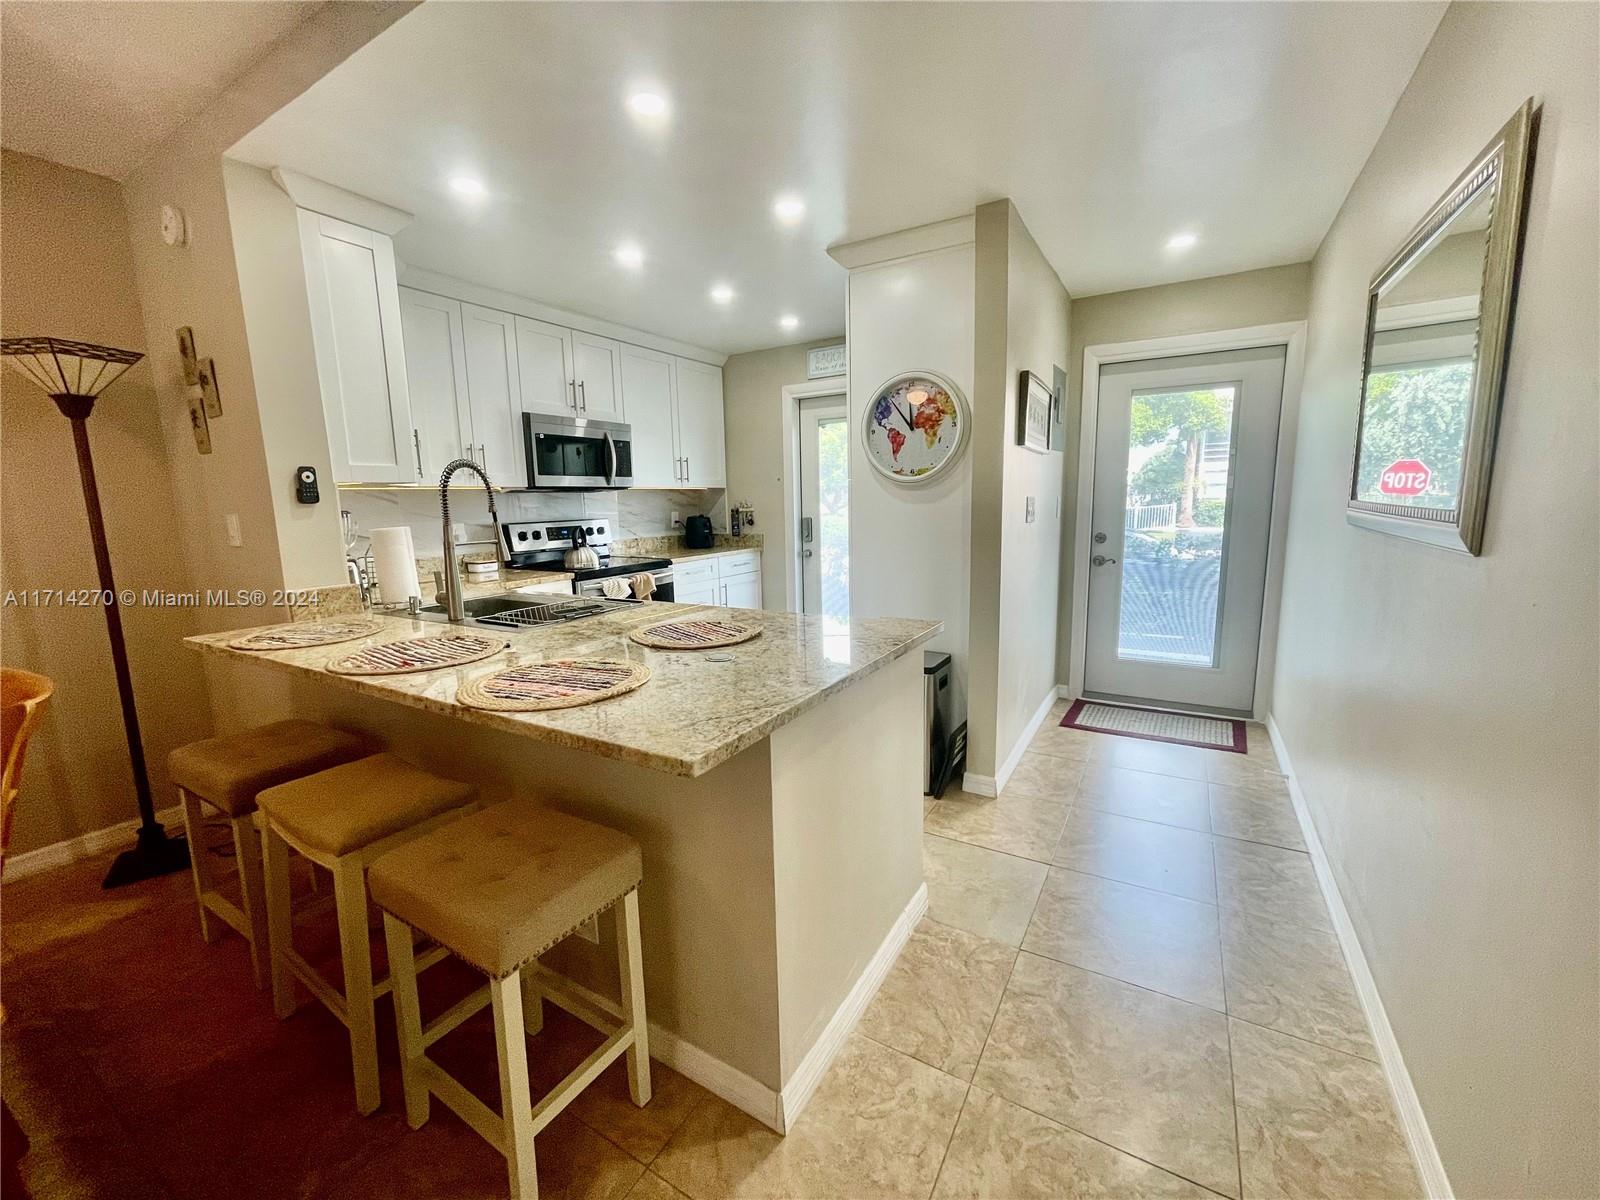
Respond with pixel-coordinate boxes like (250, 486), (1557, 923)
(571, 331), (624, 419)
(399, 288), (469, 481)
(675, 580), (720, 607)
(515, 316), (576, 416)
(674, 358), (726, 487)
(460, 303), (523, 485)
(619, 344), (678, 487)
(298, 210), (413, 483)
(721, 572), (762, 609)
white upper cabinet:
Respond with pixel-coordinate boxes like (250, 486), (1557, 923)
(398, 288), (469, 482)
(515, 316), (576, 416)
(619, 344), (678, 487)
(460, 303), (522, 485)
(571, 331), (624, 420)
(675, 358), (726, 487)
(298, 211), (413, 483)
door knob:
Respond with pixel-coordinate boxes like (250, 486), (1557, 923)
(1092, 554), (1117, 566)
(1093, 532), (1108, 544)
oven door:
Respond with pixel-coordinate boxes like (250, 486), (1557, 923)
(524, 414), (633, 489)
(575, 567), (674, 602)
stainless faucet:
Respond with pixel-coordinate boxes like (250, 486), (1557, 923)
(438, 457), (502, 622)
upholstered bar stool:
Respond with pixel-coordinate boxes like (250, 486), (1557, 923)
(168, 720), (368, 988)
(370, 798), (649, 1200)
(256, 753), (476, 1114)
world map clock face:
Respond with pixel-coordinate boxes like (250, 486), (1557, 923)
(863, 374), (965, 481)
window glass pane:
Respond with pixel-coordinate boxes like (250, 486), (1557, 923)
(817, 417), (850, 622)
(1119, 386), (1236, 666)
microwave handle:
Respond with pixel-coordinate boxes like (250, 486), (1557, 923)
(603, 430), (617, 485)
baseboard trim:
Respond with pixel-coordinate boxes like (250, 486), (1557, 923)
(777, 881), (929, 1132)
(648, 1020), (783, 1132)
(4, 804), (184, 882)
(1265, 715), (1453, 1200)
(960, 687), (1062, 797)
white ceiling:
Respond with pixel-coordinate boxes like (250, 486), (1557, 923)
(0, 0), (318, 180)
(231, 2), (1445, 356)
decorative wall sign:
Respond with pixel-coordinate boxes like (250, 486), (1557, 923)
(176, 326), (223, 451)
(806, 343), (848, 379)
(1018, 370), (1052, 453)
(197, 357), (222, 419)
(176, 326), (200, 385)
(861, 369), (968, 483)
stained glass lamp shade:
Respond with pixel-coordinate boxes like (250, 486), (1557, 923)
(1, 335), (189, 886)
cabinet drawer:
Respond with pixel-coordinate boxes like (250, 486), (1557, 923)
(672, 558), (719, 586)
(718, 550), (760, 578)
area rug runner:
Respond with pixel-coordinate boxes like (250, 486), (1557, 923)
(1062, 699), (1245, 752)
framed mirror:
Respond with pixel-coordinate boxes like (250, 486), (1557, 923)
(1348, 98), (1538, 554)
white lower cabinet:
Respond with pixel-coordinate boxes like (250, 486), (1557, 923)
(721, 573), (761, 608)
(672, 551), (761, 609)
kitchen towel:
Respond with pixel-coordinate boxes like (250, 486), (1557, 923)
(600, 577), (631, 600)
(629, 572), (656, 601)
(371, 527), (421, 604)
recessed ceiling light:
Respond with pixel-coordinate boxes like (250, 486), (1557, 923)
(627, 90), (668, 118)
(779, 314), (800, 331)
(710, 283), (735, 305)
(615, 241), (644, 269)
(772, 194), (806, 225)
(1165, 231), (1198, 250)
(449, 175), (486, 198)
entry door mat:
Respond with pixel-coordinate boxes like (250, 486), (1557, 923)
(1062, 699), (1245, 753)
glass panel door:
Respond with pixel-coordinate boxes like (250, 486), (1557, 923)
(799, 396), (849, 621)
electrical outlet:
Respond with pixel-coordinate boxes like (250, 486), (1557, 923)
(224, 513), (242, 547)
(1025, 496), (1036, 523)
(671, 510), (681, 527)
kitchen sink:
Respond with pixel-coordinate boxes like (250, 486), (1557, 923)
(414, 594), (637, 630)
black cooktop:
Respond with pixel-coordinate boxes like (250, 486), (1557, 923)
(509, 552), (671, 582)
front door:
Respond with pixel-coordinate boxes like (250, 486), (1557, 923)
(797, 395), (849, 618)
(1084, 345), (1285, 713)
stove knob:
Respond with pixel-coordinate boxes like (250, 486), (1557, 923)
(585, 526), (595, 535)
(516, 530), (530, 542)
(529, 531), (542, 540)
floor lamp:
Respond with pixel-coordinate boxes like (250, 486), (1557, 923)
(1, 337), (189, 887)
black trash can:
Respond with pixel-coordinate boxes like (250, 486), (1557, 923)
(923, 651), (965, 798)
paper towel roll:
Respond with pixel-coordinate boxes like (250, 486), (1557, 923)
(371, 526), (420, 604)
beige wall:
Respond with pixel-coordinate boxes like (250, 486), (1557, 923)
(1056, 263), (1312, 683)
(1270, 4), (1599, 1196)
(0, 150), (212, 855)
(969, 201), (1068, 777)
(722, 338), (844, 609)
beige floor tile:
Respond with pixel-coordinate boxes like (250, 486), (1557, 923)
(973, 953), (1240, 1198)
(1203, 748), (1287, 790)
(1052, 807), (1217, 902)
(923, 797), (935, 819)
(926, 788), (1070, 862)
(923, 834), (1048, 947)
(1212, 838), (1331, 932)
(1208, 784), (1306, 851)
(625, 1172), (691, 1200)
(1023, 867), (1224, 1009)
(1221, 910), (1373, 1059)
(1000, 752), (1082, 800)
(1229, 1020), (1417, 1200)
(858, 919), (1017, 1080)
(1028, 722), (1097, 762)
(570, 1056), (712, 1164)
(1088, 736), (1210, 780)
(1079, 763), (1212, 832)
(653, 1035), (967, 1200)
(932, 1086), (1217, 1199)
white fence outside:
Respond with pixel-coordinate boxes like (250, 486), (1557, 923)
(1126, 502), (1177, 531)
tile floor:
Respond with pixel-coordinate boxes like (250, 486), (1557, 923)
(1, 709), (1418, 1198)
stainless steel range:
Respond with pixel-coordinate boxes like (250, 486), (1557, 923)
(501, 519), (675, 602)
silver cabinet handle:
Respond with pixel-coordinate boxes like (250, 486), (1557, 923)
(1091, 554), (1118, 566)
(413, 429), (424, 478)
(682, 455), (690, 483)
(578, 380), (587, 412)
(568, 380), (578, 410)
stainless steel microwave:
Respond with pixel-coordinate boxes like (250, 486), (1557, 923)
(522, 414), (633, 490)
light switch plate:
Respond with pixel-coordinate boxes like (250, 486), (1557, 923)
(224, 513), (242, 547)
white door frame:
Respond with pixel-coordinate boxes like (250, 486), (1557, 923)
(1069, 321), (1306, 720)
(782, 379), (848, 613)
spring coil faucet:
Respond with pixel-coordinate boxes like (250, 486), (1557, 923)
(438, 457), (501, 622)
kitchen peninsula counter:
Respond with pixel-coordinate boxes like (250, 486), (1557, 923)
(187, 602), (940, 1131)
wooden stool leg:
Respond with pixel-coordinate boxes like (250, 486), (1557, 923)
(518, 971), (545, 1037)
(334, 856), (382, 1115)
(491, 975), (539, 1200)
(614, 889), (651, 1106)
(383, 913), (430, 1129)
(231, 814), (270, 990)
(263, 824), (298, 1019)
(178, 789), (217, 943)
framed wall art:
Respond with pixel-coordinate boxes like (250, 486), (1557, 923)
(1018, 370), (1052, 453)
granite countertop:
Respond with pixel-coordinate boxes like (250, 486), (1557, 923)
(187, 604), (939, 778)
(658, 544), (761, 563)
(612, 535), (763, 564)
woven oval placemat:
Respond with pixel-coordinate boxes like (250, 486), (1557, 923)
(228, 620), (383, 652)
(326, 634), (508, 676)
(629, 617), (761, 650)
(457, 659), (650, 712)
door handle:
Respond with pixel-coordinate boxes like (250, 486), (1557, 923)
(603, 432), (617, 484)
(568, 380), (578, 410)
(801, 515), (814, 544)
(682, 454), (689, 482)
(578, 380), (587, 412)
(1092, 554), (1118, 566)
(413, 428), (424, 478)
(801, 549), (814, 559)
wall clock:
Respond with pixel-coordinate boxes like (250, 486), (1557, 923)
(861, 369), (969, 484)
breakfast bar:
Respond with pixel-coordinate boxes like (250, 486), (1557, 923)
(188, 601), (940, 1131)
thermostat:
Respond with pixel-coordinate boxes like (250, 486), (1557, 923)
(295, 465), (320, 504)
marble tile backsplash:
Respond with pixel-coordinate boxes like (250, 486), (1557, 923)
(338, 486), (726, 558)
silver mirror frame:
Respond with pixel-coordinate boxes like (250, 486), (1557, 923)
(1347, 98), (1538, 555)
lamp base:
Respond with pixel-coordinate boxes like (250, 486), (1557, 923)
(102, 824), (190, 889)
